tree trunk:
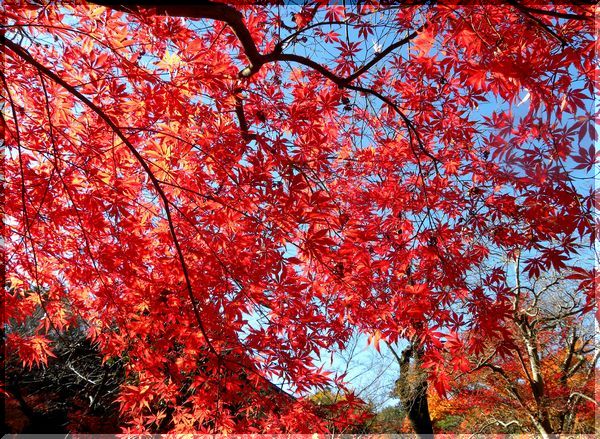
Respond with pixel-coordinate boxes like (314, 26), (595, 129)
(517, 317), (555, 436)
(529, 414), (552, 439)
(394, 345), (434, 436)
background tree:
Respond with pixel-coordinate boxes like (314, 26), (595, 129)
(448, 259), (597, 437)
(308, 388), (373, 434)
(378, 260), (597, 436)
(3, 0), (596, 433)
(4, 294), (124, 433)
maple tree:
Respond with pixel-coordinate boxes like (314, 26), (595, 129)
(3, 0), (597, 434)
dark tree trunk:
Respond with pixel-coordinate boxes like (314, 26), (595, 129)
(406, 381), (434, 435)
(394, 345), (434, 437)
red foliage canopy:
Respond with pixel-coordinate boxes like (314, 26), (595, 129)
(3, 1), (596, 433)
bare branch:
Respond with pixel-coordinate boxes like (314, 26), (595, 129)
(344, 26), (423, 84)
(569, 392), (597, 405)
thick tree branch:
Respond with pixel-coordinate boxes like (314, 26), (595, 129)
(560, 329), (577, 382)
(88, 0), (438, 163)
(385, 341), (404, 367)
(506, 0), (569, 46)
(92, 0), (266, 75)
(268, 52), (344, 84)
(508, 1), (592, 21)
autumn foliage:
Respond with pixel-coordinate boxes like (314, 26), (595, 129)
(2, 0), (597, 434)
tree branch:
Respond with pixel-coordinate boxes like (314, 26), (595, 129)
(482, 363), (531, 413)
(91, 0), (266, 75)
(508, 2), (592, 21)
(88, 0), (438, 163)
(385, 340), (404, 367)
(506, 0), (569, 46)
(2, 35), (218, 359)
(344, 26), (423, 84)
(568, 392), (597, 405)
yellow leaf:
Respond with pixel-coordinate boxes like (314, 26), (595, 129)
(157, 49), (182, 72)
(373, 330), (382, 352)
(87, 5), (106, 19)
